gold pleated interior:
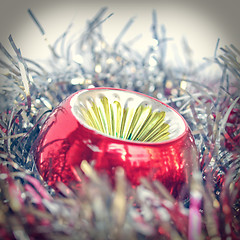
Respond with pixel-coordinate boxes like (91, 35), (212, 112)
(79, 96), (169, 142)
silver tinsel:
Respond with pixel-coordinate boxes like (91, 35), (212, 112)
(0, 7), (239, 240)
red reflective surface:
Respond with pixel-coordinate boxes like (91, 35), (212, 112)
(33, 88), (197, 196)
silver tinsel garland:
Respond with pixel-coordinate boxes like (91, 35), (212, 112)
(0, 8), (239, 240)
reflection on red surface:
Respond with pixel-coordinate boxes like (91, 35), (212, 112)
(33, 88), (197, 197)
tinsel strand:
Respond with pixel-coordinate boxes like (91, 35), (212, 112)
(0, 8), (239, 240)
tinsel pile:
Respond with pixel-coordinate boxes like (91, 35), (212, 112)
(0, 8), (240, 240)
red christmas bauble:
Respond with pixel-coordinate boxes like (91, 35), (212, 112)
(33, 88), (197, 196)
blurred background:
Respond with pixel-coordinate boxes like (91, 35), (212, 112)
(0, 0), (239, 62)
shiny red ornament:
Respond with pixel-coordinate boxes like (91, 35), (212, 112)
(33, 88), (197, 196)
